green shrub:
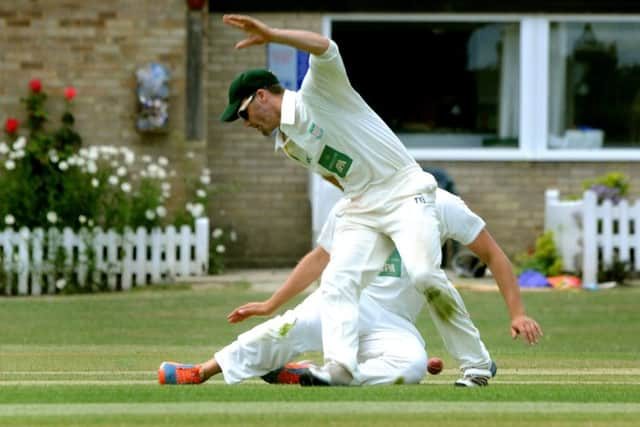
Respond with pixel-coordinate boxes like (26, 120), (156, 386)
(1, 80), (220, 230)
(1, 79), (233, 291)
(582, 172), (629, 204)
(515, 230), (563, 276)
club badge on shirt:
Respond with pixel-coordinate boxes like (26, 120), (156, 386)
(318, 145), (352, 178)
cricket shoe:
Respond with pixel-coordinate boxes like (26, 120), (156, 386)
(454, 360), (497, 387)
(261, 360), (314, 384)
(158, 361), (203, 385)
(299, 360), (353, 387)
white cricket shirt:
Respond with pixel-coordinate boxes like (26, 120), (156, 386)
(275, 40), (418, 199)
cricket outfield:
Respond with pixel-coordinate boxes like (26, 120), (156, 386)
(1, 281), (639, 426)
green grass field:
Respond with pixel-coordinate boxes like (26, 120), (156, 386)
(1, 282), (640, 426)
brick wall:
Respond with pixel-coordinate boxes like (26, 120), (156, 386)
(0, 0), (204, 208)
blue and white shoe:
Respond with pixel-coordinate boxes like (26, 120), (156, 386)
(454, 360), (497, 387)
(490, 360), (497, 378)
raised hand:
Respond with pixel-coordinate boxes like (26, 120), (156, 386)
(223, 14), (272, 49)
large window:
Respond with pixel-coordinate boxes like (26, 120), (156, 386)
(331, 20), (520, 150)
(549, 22), (640, 149)
(328, 15), (640, 161)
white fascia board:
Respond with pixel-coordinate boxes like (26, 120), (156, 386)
(410, 148), (640, 162)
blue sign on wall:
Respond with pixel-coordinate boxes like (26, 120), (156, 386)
(267, 43), (309, 90)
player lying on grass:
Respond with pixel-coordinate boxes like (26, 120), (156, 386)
(159, 189), (542, 387)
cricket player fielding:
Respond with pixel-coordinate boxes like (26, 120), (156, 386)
(218, 14), (460, 386)
(162, 15), (542, 387)
(158, 189), (540, 387)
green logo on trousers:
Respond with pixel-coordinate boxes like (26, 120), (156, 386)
(318, 145), (352, 178)
(380, 249), (402, 277)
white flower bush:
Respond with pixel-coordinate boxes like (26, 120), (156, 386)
(46, 211), (58, 224)
(0, 140), (221, 231)
(0, 79), (236, 293)
(0, 139), (236, 285)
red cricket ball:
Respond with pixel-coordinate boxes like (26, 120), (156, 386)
(427, 357), (443, 375)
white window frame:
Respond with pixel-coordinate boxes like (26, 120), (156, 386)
(324, 13), (640, 162)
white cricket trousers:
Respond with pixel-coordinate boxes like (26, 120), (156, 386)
(425, 286), (492, 372)
(319, 165), (455, 375)
(214, 291), (427, 385)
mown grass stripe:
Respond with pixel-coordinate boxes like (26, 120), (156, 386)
(2, 379), (640, 386)
(1, 401), (639, 416)
(4, 368), (640, 376)
(0, 381), (154, 385)
(0, 371), (153, 376)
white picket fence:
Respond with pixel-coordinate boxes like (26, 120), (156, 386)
(0, 218), (209, 296)
(545, 189), (640, 287)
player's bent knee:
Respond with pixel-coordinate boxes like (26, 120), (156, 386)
(395, 358), (427, 385)
(410, 267), (447, 292)
(408, 352), (428, 384)
(237, 309), (299, 343)
(391, 344), (427, 385)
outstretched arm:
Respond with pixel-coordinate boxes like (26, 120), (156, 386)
(466, 229), (543, 345)
(227, 246), (330, 323)
(223, 14), (330, 55)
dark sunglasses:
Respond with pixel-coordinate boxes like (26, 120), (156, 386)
(237, 93), (256, 121)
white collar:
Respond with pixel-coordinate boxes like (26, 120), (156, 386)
(280, 90), (296, 125)
(274, 90), (296, 152)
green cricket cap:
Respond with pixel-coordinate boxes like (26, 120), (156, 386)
(220, 69), (280, 122)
